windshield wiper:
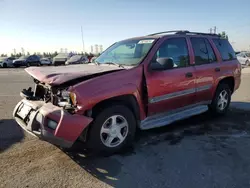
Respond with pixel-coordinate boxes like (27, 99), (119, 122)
(104, 62), (124, 68)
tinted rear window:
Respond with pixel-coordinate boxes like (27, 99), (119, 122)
(212, 39), (236, 61)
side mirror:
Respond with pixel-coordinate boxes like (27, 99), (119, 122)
(150, 57), (174, 71)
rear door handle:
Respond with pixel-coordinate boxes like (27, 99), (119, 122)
(215, 67), (220, 72)
(185, 72), (193, 78)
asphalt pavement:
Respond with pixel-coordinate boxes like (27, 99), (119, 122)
(0, 68), (250, 188)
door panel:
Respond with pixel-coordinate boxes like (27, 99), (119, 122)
(193, 64), (217, 102)
(146, 67), (196, 116)
(188, 37), (218, 103)
(145, 37), (196, 116)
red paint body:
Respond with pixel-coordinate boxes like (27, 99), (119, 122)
(14, 33), (241, 147)
(71, 35), (240, 119)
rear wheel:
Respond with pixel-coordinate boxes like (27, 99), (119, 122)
(209, 83), (231, 115)
(3, 63), (7, 68)
(86, 105), (136, 155)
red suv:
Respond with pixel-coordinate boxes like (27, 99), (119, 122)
(13, 30), (241, 154)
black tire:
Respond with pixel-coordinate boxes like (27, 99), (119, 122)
(26, 62), (30, 67)
(209, 83), (231, 116)
(86, 105), (136, 155)
(246, 60), (250, 66)
(3, 63), (7, 68)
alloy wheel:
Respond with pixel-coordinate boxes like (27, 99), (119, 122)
(217, 90), (229, 111)
(100, 115), (129, 148)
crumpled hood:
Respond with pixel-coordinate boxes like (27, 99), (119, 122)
(25, 64), (123, 85)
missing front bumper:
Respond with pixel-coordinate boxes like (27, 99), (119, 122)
(13, 99), (92, 148)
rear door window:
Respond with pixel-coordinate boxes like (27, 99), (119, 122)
(204, 39), (217, 62)
(190, 38), (208, 65)
(191, 37), (217, 65)
(212, 39), (236, 61)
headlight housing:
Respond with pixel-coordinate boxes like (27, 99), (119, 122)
(69, 92), (77, 106)
(59, 91), (77, 107)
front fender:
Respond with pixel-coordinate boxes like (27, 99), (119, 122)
(75, 83), (146, 120)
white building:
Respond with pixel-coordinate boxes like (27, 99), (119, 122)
(94, 44), (99, 54)
(99, 45), (103, 53)
(90, 45), (94, 54)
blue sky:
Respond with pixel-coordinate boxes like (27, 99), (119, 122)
(0, 0), (249, 54)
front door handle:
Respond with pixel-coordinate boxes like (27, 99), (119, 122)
(215, 67), (220, 72)
(185, 72), (193, 78)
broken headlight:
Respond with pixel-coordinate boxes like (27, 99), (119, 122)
(58, 91), (77, 108)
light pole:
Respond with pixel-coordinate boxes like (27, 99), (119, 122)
(81, 26), (85, 53)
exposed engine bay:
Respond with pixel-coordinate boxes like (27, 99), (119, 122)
(20, 78), (76, 113)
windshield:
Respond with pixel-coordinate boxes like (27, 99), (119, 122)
(68, 55), (82, 62)
(18, 56), (28, 60)
(55, 53), (70, 59)
(95, 38), (155, 66)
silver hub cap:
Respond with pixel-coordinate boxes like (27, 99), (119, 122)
(217, 90), (228, 111)
(100, 115), (129, 148)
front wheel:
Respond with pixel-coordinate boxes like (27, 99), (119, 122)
(209, 83), (231, 116)
(86, 105), (136, 155)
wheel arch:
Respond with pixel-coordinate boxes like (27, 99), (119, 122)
(217, 76), (235, 94)
(91, 94), (141, 121)
(80, 94), (141, 143)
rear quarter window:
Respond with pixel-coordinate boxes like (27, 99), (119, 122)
(212, 39), (236, 61)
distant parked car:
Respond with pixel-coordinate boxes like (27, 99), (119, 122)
(53, 53), (73, 66)
(13, 55), (41, 67)
(90, 56), (97, 63)
(0, 57), (15, 68)
(236, 52), (250, 66)
(65, 55), (88, 65)
(40, 58), (52, 65)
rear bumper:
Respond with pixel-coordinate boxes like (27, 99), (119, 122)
(234, 75), (241, 92)
(13, 99), (93, 148)
(53, 61), (66, 65)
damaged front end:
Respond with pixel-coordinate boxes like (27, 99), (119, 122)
(21, 78), (77, 112)
(13, 78), (92, 148)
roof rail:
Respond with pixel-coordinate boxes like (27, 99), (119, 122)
(147, 30), (190, 36)
(148, 30), (220, 37)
